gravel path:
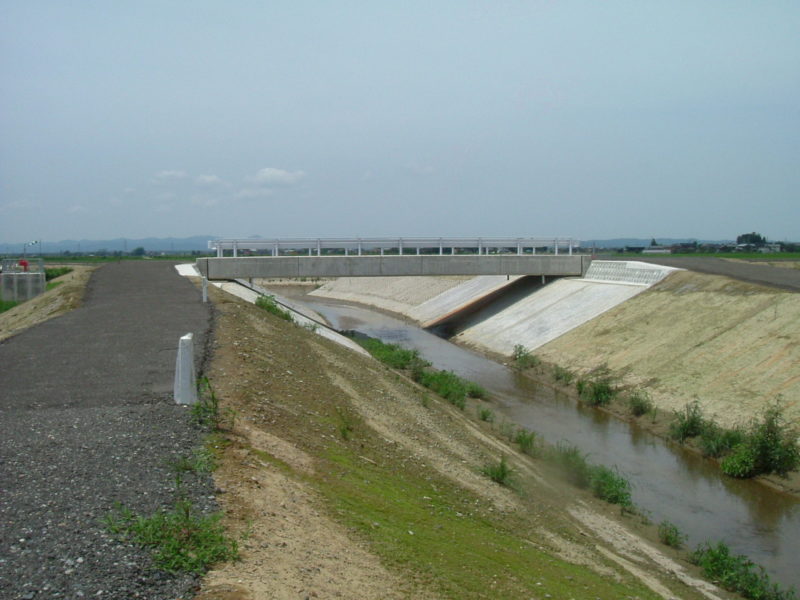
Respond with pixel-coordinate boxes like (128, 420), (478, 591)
(620, 256), (800, 292)
(0, 262), (214, 600)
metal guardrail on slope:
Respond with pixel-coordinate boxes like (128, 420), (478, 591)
(209, 237), (577, 257)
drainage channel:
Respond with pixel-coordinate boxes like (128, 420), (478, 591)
(282, 290), (800, 591)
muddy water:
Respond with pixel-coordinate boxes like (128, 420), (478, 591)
(283, 291), (800, 590)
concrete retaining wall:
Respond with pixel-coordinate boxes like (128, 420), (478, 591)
(1, 272), (46, 302)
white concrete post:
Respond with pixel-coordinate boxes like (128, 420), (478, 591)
(202, 277), (208, 303)
(174, 333), (198, 405)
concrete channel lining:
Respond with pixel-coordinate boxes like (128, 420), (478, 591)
(196, 255), (590, 279)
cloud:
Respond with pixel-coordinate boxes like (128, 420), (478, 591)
(248, 167), (305, 186)
(154, 170), (188, 181)
(236, 188), (274, 199)
(195, 174), (224, 186)
(68, 205), (88, 213)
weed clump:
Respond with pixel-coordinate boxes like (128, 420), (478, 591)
(512, 344), (541, 370)
(552, 365), (575, 385)
(627, 389), (654, 417)
(576, 366), (617, 407)
(477, 407), (494, 422)
(482, 455), (514, 487)
(104, 500), (238, 574)
(657, 520), (686, 548)
(546, 444), (633, 508)
(669, 401), (707, 442)
(691, 542), (797, 600)
(513, 428), (539, 456)
(255, 294), (294, 322)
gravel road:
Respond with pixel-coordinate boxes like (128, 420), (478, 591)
(618, 256), (800, 292)
(0, 262), (214, 600)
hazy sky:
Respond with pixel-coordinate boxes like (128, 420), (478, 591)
(1, 1), (798, 243)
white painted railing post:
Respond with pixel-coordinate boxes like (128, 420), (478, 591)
(174, 333), (198, 405)
(202, 277), (208, 303)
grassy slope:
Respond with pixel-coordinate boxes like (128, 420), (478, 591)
(203, 288), (716, 599)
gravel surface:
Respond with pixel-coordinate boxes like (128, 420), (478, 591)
(0, 262), (214, 600)
(616, 256), (800, 291)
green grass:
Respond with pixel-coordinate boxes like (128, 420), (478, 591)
(44, 266), (73, 280)
(316, 444), (660, 599)
(356, 337), (431, 371)
(169, 447), (217, 474)
(413, 370), (487, 410)
(0, 299), (19, 313)
(657, 520), (686, 548)
(691, 542), (797, 600)
(104, 500), (238, 574)
(588, 465), (633, 508)
(255, 294), (294, 322)
(698, 422), (745, 458)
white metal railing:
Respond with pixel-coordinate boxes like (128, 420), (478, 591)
(208, 237), (576, 258)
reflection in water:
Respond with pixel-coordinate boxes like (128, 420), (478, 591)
(282, 291), (800, 588)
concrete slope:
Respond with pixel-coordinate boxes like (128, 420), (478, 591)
(309, 275), (471, 315)
(408, 275), (522, 326)
(450, 261), (679, 356)
(452, 278), (649, 355)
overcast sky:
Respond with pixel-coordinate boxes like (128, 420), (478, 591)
(1, 1), (798, 244)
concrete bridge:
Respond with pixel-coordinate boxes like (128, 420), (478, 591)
(197, 237), (590, 280)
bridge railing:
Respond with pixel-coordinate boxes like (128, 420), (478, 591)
(208, 237), (576, 258)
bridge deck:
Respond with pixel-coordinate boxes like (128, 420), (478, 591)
(197, 254), (590, 280)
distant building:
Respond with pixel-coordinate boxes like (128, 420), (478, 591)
(642, 246), (671, 254)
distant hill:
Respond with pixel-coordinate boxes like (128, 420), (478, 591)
(580, 238), (733, 249)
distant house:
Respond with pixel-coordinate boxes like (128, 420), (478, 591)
(760, 243), (781, 253)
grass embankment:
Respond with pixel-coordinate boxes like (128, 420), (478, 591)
(202, 292), (691, 599)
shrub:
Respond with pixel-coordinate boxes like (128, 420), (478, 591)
(657, 520), (686, 548)
(721, 403), (799, 478)
(104, 500), (238, 574)
(552, 365), (575, 385)
(255, 294), (293, 322)
(477, 407), (494, 422)
(691, 542), (797, 600)
(589, 465), (632, 508)
(514, 428), (538, 456)
(482, 455), (513, 486)
(627, 389), (654, 417)
(669, 401), (707, 442)
(699, 422), (745, 458)
(512, 344), (540, 370)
